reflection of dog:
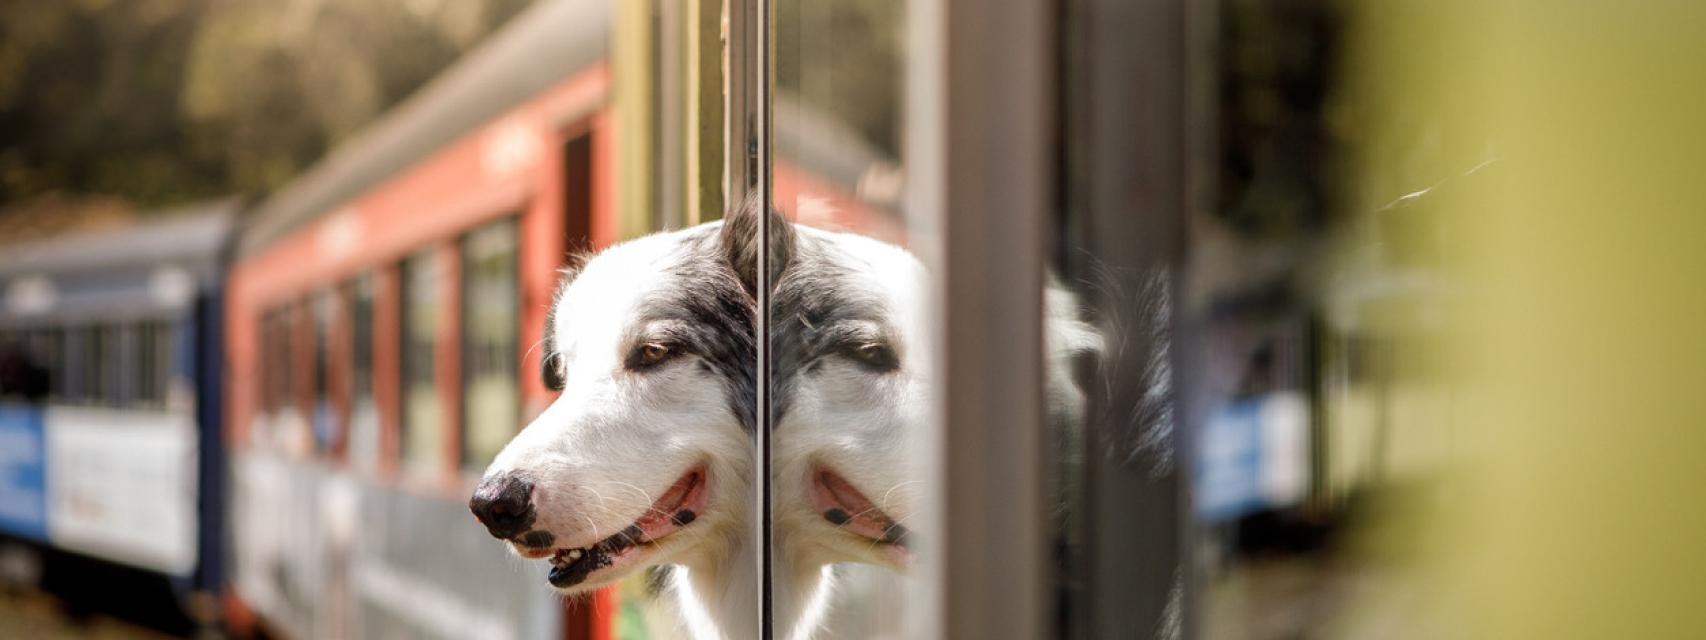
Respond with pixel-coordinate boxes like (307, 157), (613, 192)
(768, 219), (928, 577)
(469, 206), (772, 639)
(769, 218), (1108, 639)
(466, 198), (1116, 639)
(764, 219), (933, 638)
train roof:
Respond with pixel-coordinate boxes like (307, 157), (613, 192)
(236, 0), (610, 257)
(0, 198), (240, 325)
(0, 198), (239, 281)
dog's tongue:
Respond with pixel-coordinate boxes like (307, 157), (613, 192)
(545, 470), (705, 589)
(635, 470), (703, 538)
(815, 469), (910, 547)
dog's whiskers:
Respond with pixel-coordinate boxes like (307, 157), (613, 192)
(877, 480), (921, 508)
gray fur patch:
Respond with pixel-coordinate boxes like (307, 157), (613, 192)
(769, 232), (897, 424)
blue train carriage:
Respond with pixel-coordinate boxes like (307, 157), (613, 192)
(0, 199), (238, 622)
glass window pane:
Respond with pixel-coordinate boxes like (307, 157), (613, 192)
(67, 325), (92, 404)
(135, 321), (158, 408)
(460, 217), (519, 470)
(96, 324), (118, 406)
(312, 290), (340, 454)
(770, 0), (918, 635)
(401, 250), (444, 478)
(348, 274), (380, 474)
(43, 328), (66, 402)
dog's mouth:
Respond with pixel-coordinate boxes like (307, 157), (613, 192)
(812, 464), (911, 561)
(539, 466), (708, 589)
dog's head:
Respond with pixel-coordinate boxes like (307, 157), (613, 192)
(771, 226), (931, 570)
(469, 208), (776, 593)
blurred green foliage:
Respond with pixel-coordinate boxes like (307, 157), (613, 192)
(0, 0), (532, 212)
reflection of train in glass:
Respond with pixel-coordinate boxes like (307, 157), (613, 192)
(0, 0), (896, 637)
(1191, 255), (1456, 533)
(0, 200), (237, 626)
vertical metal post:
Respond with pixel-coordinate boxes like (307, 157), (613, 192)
(724, 0), (757, 204)
(755, 0), (773, 632)
(728, 0), (774, 635)
(613, 0), (654, 239)
(1062, 0), (1190, 636)
(908, 0), (1053, 638)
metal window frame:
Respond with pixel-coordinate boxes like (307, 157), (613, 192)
(1061, 0), (1195, 636)
(728, 0), (774, 635)
(906, 0), (1055, 638)
(905, 0), (1195, 637)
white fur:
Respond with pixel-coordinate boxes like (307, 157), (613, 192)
(772, 228), (1105, 639)
(482, 227), (756, 637)
(774, 227), (933, 577)
(482, 220), (1099, 640)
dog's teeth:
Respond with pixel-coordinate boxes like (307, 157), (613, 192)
(568, 548), (583, 560)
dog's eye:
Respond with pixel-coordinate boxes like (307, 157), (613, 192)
(628, 342), (675, 369)
(845, 342), (899, 372)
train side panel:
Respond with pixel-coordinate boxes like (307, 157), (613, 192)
(224, 66), (613, 640)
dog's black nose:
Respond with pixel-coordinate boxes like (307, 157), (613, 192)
(469, 474), (536, 540)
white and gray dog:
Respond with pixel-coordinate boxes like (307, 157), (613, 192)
(470, 202), (1105, 639)
(467, 206), (757, 636)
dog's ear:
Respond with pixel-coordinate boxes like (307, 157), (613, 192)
(540, 290), (565, 391)
(719, 194), (795, 297)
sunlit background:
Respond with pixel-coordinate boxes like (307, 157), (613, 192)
(1, 0), (1703, 638)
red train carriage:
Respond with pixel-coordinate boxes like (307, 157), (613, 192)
(223, 1), (617, 637)
(222, 0), (896, 637)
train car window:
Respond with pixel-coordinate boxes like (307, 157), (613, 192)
(94, 324), (118, 406)
(259, 311), (279, 436)
(0, 332), (17, 400)
(260, 305), (303, 450)
(75, 325), (94, 404)
(63, 326), (87, 404)
(459, 217), (519, 470)
(347, 274), (380, 474)
(0, 331), (47, 401)
(115, 323), (136, 406)
(133, 323), (152, 408)
(30, 328), (64, 402)
(133, 321), (166, 409)
(562, 133), (592, 243)
(40, 328), (65, 402)
(311, 290), (340, 454)
(400, 250), (445, 478)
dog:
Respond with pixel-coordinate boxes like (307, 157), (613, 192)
(469, 204), (774, 638)
(767, 218), (1113, 636)
(469, 200), (1118, 639)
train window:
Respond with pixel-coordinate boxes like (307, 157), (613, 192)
(311, 290), (341, 454)
(347, 274), (380, 474)
(133, 323), (152, 407)
(400, 250), (445, 478)
(459, 217), (519, 470)
(115, 323), (136, 406)
(0, 331), (47, 402)
(37, 328), (64, 402)
(133, 320), (170, 409)
(94, 324), (119, 406)
(61, 326), (84, 403)
(0, 332), (16, 399)
(260, 312), (278, 426)
(259, 305), (302, 449)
